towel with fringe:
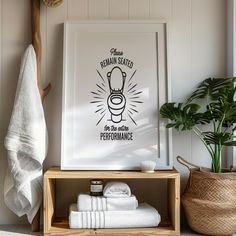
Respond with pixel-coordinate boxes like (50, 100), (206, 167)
(77, 193), (138, 211)
(4, 45), (48, 223)
(69, 203), (161, 229)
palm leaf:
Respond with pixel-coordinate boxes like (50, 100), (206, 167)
(223, 141), (236, 146)
(202, 131), (233, 146)
(207, 100), (236, 126)
(187, 77), (235, 103)
(160, 103), (208, 131)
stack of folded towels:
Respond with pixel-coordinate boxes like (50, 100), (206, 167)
(69, 181), (161, 229)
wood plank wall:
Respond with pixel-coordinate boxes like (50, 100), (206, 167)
(0, 0), (226, 224)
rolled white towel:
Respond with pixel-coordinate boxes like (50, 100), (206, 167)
(77, 193), (138, 211)
(69, 203), (161, 229)
(103, 181), (131, 198)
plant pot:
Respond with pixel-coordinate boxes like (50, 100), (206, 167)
(182, 167), (236, 235)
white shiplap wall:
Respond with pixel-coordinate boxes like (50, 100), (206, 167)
(0, 0), (226, 224)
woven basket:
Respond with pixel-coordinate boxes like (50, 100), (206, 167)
(178, 156), (236, 236)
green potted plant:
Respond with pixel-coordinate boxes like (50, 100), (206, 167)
(160, 77), (236, 235)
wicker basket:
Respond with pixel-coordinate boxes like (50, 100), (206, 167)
(178, 156), (236, 236)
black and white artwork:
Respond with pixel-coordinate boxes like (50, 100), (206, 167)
(90, 48), (144, 142)
(61, 21), (172, 170)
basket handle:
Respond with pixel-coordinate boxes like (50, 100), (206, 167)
(176, 156), (200, 171)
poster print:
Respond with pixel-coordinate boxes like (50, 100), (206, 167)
(61, 22), (172, 170)
(91, 49), (143, 136)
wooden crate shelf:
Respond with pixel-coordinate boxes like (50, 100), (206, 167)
(44, 167), (180, 236)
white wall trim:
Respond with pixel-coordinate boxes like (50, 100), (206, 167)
(227, 0), (236, 167)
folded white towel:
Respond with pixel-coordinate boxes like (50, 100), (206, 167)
(3, 45), (48, 223)
(69, 203), (161, 229)
(103, 181), (131, 198)
(77, 193), (138, 211)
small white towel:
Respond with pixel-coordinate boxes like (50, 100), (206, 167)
(69, 203), (161, 229)
(77, 193), (138, 211)
(4, 45), (48, 223)
(103, 181), (131, 198)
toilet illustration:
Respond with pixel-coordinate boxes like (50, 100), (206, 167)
(107, 66), (126, 123)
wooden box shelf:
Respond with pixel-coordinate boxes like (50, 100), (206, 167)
(44, 167), (180, 236)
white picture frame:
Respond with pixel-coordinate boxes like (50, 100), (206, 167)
(61, 21), (172, 170)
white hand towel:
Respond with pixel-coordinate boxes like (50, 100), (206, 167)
(77, 193), (138, 211)
(4, 45), (48, 223)
(69, 203), (161, 229)
(103, 181), (131, 198)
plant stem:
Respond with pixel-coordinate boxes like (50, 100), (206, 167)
(207, 102), (217, 132)
(213, 113), (225, 173)
(213, 144), (222, 173)
(193, 128), (214, 158)
(217, 114), (225, 133)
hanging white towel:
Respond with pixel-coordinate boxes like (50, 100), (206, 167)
(4, 45), (48, 223)
(69, 203), (161, 229)
(77, 193), (138, 211)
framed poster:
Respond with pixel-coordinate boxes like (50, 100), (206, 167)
(61, 21), (172, 170)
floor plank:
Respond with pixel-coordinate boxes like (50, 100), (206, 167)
(0, 224), (205, 236)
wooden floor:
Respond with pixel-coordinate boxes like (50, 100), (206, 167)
(0, 225), (41, 236)
(0, 225), (206, 236)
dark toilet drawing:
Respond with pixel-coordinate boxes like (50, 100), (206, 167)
(91, 65), (143, 126)
(107, 66), (126, 123)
